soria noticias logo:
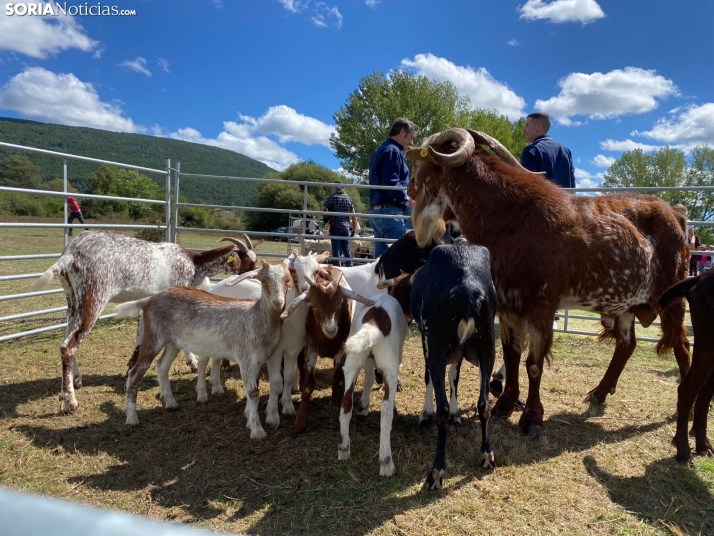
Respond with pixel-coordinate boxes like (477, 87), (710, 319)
(4, 2), (137, 16)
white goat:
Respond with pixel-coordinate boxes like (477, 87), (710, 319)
(337, 292), (408, 477)
(32, 230), (244, 414)
(115, 260), (292, 440)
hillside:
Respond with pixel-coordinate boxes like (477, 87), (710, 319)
(0, 117), (274, 206)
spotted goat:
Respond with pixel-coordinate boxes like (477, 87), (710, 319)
(33, 231), (249, 413)
(406, 128), (691, 439)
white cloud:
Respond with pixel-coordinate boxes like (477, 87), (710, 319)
(169, 122), (299, 170)
(632, 103), (714, 146)
(244, 105), (335, 147)
(599, 139), (660, 152)
(312, 3), (343, 29)
(519, 0), (605, 24)
(119, 57), (152, 77)
(0, 67), (144, 133)
(506, 39), (520, 46)
(536, 67), (678, 125)
(574, 167), (604, 188)
(365, 0), (380, 7)
(592, 154), (615, 167)
(278, 0), (308, 12)
(0, 6), (98, 58)
(157, 58), (170, 73)
(401, 53), (526, 120)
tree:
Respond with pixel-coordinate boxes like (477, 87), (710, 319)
(330, 70), (527, 178)
(247, 162), (363, 232)
(0, 154), (41, 189)
(604, 145), (714, 244)
(84, 165), (163, 220)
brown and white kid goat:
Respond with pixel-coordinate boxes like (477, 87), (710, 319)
(33, 231), (250, 414)
(406, 128), (690, 439)
(115, 259), (292, 440)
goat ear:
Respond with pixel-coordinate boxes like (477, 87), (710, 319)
(405, 146), (431, 161)
(316, 251), (330, 263)
(376, 278), (394, 290)
(341, 288), (376, 307)
(224, 270), (258, 287)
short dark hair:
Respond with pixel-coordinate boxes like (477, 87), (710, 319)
(527, 112), (551, 133)
(389, 118), (419, 137)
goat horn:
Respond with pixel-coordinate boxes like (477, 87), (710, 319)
(466, 129), (545, 175)
(224, 270), (258, 287)
(426, 128), (475, 167)
(241, 233), (254, 250)
(282, 290), (309, 319)
(217, 237), (249, 253)
(341, 288), (376, 307)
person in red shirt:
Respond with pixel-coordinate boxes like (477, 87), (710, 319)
(66, 197), (88, 236)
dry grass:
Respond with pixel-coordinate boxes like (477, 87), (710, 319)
(0, 225), (713, 535)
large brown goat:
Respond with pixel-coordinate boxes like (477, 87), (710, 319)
(405, 128), (691, 438)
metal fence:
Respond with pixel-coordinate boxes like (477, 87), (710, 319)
(1, 141), (712, 343)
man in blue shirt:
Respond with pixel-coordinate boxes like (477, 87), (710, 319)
(322, 185), (357, 267)
(521, 112), (575, 189)
(369, 118), (419, 258)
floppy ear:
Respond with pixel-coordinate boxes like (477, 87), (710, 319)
(282, 290), (310, 319)
(225, 270), (259, 287)
(376, 278), (394, 290)
(316, 251), (330, 263)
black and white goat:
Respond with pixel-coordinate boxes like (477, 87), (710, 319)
(32, 231), (245, 413)
(115, 260), (292, 439)
(411, 244), (498, 490)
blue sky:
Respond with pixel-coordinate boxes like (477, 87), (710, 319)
(0, 0), (712, 187)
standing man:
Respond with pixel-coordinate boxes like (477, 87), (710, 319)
(369, 118), (419, 257)
(322, 185), (357, 267)
(521, 112), (575, 189)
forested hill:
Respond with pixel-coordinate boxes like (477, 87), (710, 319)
(0, 117), (274, 206)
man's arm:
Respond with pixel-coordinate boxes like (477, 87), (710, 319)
(520, 146), (540, 172)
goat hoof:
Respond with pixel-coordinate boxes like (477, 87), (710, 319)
(188, 364), (198, 374)
(425, 468), (445, 491)
(62, 399), (78, 414)
(250, 428), (267, 441)
(527, 424), (542, 439)
(480, 450), (495, 469)
(379, 457), (395, 477)
(163, 400), (179, 411)
(73, 377), (83, 389)
(515, 398), (526, 411)
(265, 412), (280, 428)
(449, 415), (461, 429)
(396, 380), (403, 393)
(489, 379), (503, 398)
(337, 445), (350, 461)
(418, 413), (434, 427)
(584, 390), (605, 405)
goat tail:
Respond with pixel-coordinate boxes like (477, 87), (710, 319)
(113, 298), (151, 319)
(346, 323), (383, 355)
(658, 275), (699, 310)
(33, 265), (57, 291)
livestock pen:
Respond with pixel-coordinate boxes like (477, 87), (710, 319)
(0, 143), (713, 535)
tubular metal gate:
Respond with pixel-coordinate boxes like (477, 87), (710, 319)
(1, 141), (713, 343)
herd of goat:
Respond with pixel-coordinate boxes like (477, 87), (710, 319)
(32, 128), (713, 490)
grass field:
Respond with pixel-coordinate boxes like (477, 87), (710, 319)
(0, 224), (713, 535)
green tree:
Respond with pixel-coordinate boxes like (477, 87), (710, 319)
(84, 165), (163, 220)
(0, 154), (41, 189)
(247, 162), (363, 232)
(684, 146), (714, 244)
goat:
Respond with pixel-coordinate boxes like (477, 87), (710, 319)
(406, 128), (691, 439)
(115, 260), (292, 439)
(283, 266), (375, 434)
(659, 271), (714, 464)
(32, 230), (243, 414)
(338, 275), (411, 477)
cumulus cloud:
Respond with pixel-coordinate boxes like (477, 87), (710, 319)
(243, 105), (335, 147)
(632, 103), (714, 146)
(519, 0), (605, 24)
(157, 58), (170, 73)
(119, 57), (152, 77)
(592, 154), (615, 167)
(0, 67), (144, 133)
(599, 139), (660, 152)
(0, 7), (98, 58)
(574, 167), (604, 188)
(536, 67), (678, 125)
(312, 3), (343, 29)
(169, 122), (299, 170)
(401, 53), (526, 120)
(506, 39), (520, 46)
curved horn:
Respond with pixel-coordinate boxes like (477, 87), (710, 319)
(241, 233), (254, 250)
(466, 129), (545, 175)
(217, 237), (249, 253)
(224, 269), (258, 287)
(282, 290), (310, 319)
(341, 287), (376, 307)
(426, 128), (475, 167)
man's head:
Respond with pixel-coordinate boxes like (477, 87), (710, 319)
(389, 118), (419, 148)
(523, 112), (551, 143)
(331, 184), (344, 194)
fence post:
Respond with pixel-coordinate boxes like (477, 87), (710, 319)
(165, 158), (171, 242)
(63, 158), (68, 247)
(301, 184), (308, 255)
(172, 162), (180, 243)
